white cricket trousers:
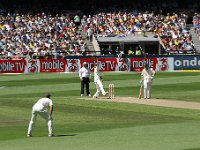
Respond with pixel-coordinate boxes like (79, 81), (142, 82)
(143, 79), (152, 99)
(93, 79), (106, 97)
(27, 109), (53, 136)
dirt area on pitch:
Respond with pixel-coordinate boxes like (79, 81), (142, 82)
(80, 97), (200, 110)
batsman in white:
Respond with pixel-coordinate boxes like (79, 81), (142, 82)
(27, 93), (54, 137)
(141, 63), (156, 99)
(93, 62), (107, 98)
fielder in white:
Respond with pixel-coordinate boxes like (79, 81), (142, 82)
(141, 63), (156, 99)
(27, 93), (54, 137)
(93, 63), (107, 98)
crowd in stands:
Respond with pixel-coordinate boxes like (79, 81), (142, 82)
(0, 12), (90, 60)
(81, 11), (196, 54)
(158, 13), (195, 54)
(193, 13), (200, 38)
(0, 1), (199, 60)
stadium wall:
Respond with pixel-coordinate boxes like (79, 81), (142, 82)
(0, 55), (199, 74)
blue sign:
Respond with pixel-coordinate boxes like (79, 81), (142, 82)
(174, 55), (200, 70)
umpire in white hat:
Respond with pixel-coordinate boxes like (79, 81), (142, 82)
(79, 62), (91, 96)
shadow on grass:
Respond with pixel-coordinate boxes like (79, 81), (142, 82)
(183, 148), (200, 150)
(55, 134), (77, 137)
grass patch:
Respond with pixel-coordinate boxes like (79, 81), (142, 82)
(0, 72), (199, 150)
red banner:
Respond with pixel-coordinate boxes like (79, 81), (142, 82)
(80, 58), (118, 72)
(130, 58), (158, 71)
(39, 59), (67, 72)
(79, 57), (157, 72)
(0, 60), (26, 73)
(0, 57), (173, 74)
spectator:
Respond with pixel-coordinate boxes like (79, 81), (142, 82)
(106, 45), (113, 55)
(74, 14), (81, 26)
(87, 26), (94, 42)
(101, 47), (106, 55)
(135, 47), (142, 55)
(128, 47), (134, 55)
(115, 46), (121, 55)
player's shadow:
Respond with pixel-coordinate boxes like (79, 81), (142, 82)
(55, 134), (77, 137)
(183, 148), (200, 150)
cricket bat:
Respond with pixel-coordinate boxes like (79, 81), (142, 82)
(139, 80), (143, 99)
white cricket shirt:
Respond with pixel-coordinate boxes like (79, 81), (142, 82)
(33, 98), (53, 111)
(79, 67), (90, 78)
(94, 66), (101, 82)
(141, 68), (155, 81)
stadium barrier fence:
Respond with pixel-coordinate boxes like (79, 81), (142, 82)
(0, 55), (199, 74)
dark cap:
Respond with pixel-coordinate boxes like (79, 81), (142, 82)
(45, 93), (51, 98)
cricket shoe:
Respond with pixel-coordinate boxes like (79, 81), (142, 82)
(103, 92), (108, 96)
(48, 134), (55, 137)
(93, 96), (98, 99)
(27, 134), (32, 137)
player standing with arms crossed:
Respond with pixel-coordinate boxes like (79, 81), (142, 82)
(141, 63), (156, 99)
(93, 62), (108, 98)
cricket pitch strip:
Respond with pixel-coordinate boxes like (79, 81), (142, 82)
(80, 97), (200, 110)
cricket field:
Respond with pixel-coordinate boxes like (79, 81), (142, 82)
(0, 72), (200, 150)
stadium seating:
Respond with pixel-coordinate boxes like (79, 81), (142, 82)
(0, 12), (90, 60)
(0, 1), (199, 59)
(81, 11), (196, 55)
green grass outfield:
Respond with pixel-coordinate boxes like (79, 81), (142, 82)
(0, 72), (200, 150)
